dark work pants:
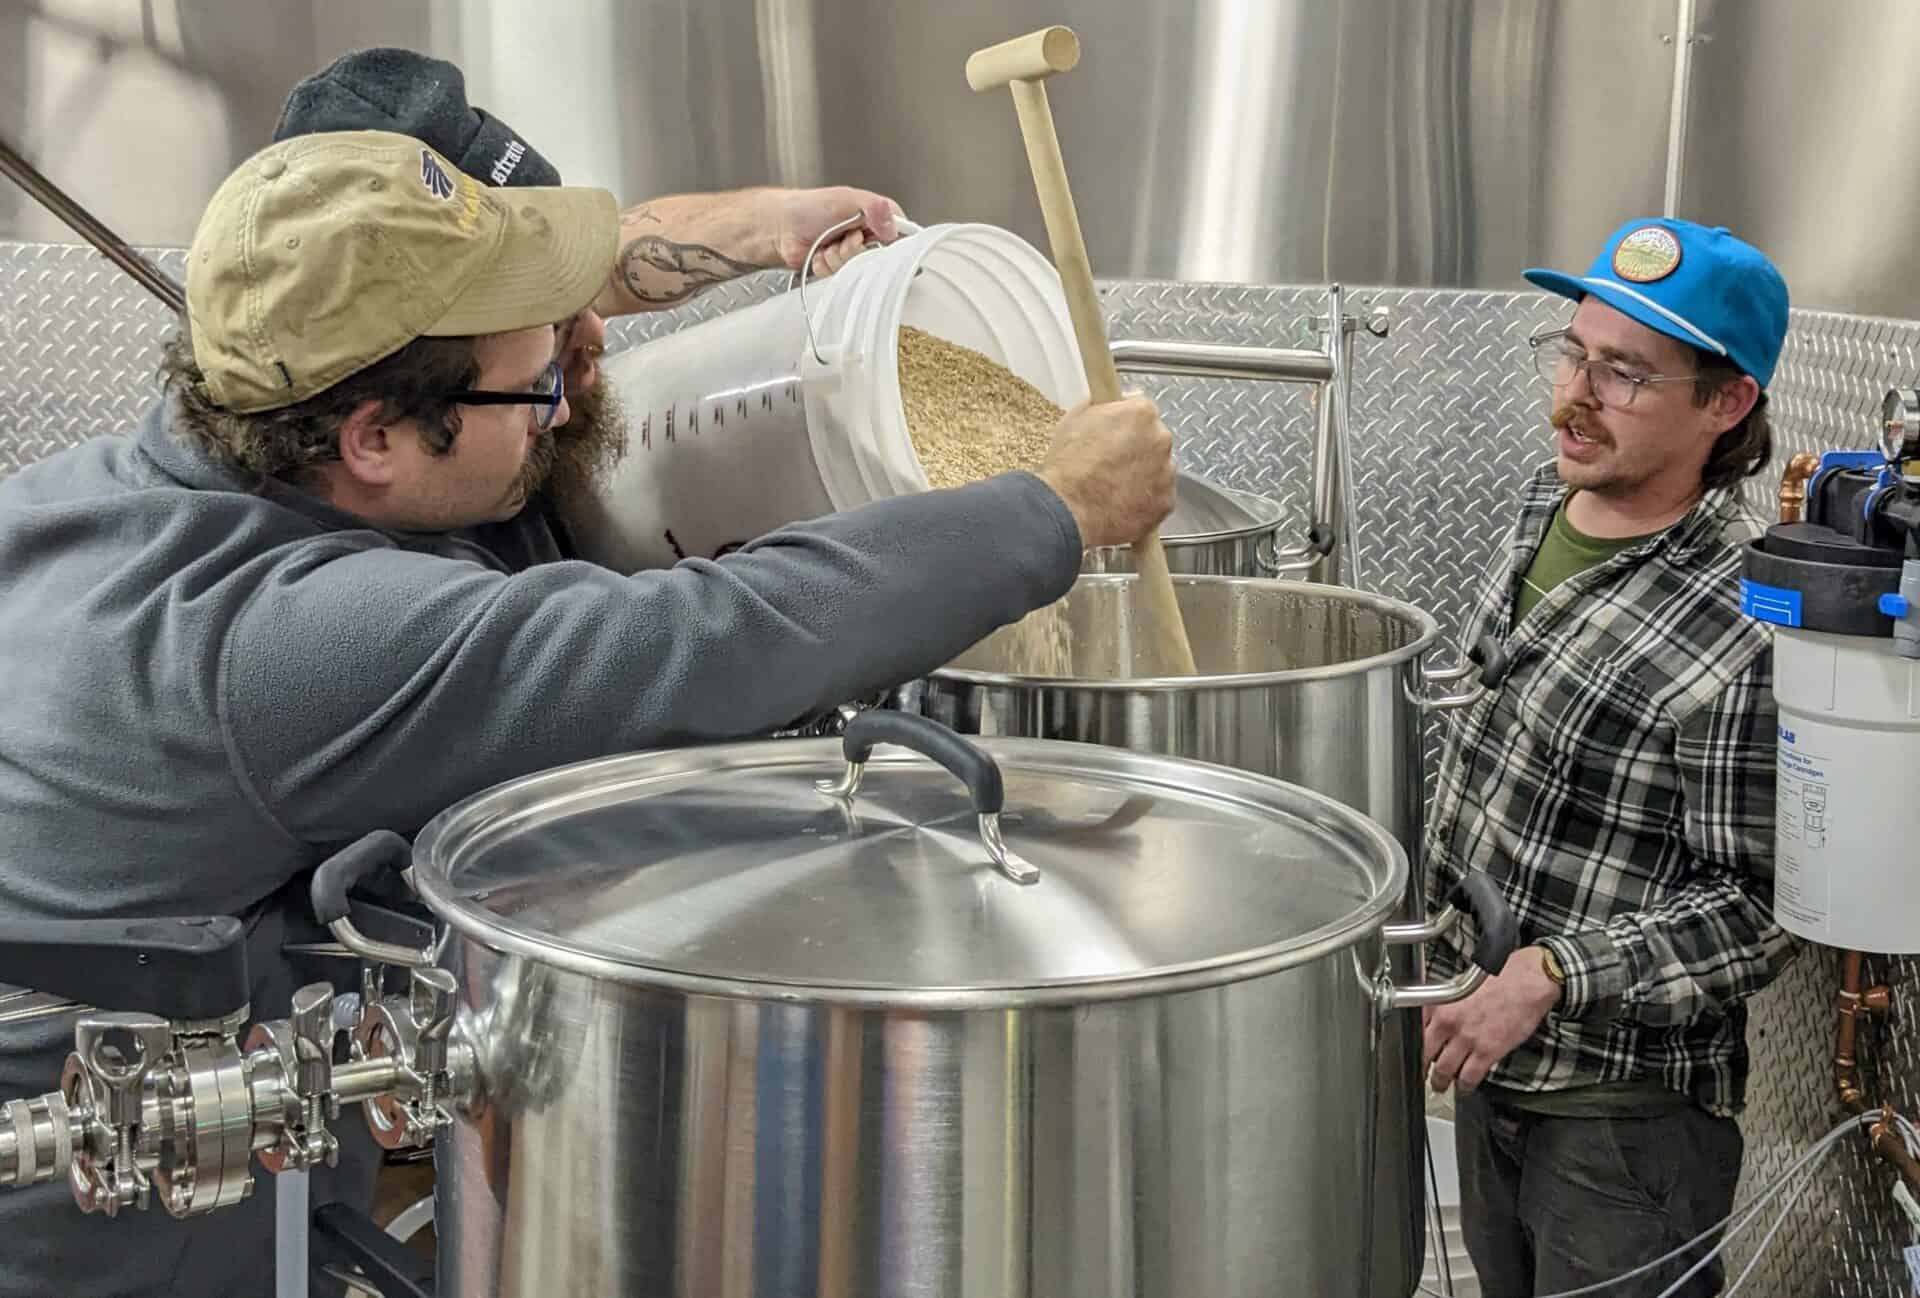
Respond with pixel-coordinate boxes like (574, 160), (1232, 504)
(1454, 1088), (1745, 1298)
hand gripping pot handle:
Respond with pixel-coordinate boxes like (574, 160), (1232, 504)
(1449, 870), (1520, 976)
(816, 712), (1038, 886)
(1378, 869), (1520, 1010)
(310, 832), (437, 969)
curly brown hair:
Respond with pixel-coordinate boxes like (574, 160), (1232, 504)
(159, 327), (480, 487)
(1691, 349), (1772, 491)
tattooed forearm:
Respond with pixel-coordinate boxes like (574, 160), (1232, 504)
(616, 236), (765, 307)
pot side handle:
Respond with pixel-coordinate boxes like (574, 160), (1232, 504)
(310, 832), (436, 969)
(1411, 634), (1512, 712)
(1378, 869), (1520, 1010)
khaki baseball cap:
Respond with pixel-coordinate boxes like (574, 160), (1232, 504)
(186, 129), (617, 412)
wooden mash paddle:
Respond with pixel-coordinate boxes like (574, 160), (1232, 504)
(967, 26), (1199, 676)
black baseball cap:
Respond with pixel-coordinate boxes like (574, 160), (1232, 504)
(273, 48), (560, 189)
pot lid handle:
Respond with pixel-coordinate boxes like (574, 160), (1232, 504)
(815, 712), (1039, 886)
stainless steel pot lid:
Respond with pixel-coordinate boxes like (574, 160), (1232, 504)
(1160, 474), (1284, 541)
(410, 715), (1406, 1006)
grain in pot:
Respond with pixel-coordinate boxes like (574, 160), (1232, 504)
(896, 325), (1086, 678)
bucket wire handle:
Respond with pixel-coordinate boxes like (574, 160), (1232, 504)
(794, 212), (865, 364)
(815, 711), (1039, 885)
(792, 211), (923, 365)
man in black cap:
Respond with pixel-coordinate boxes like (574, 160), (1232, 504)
(274, 46), (903, 565)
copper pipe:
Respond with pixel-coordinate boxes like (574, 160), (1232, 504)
(0, 134), (186, 317)
(1834, 949), (1870, 1113)
(1869, 1104), (1920, 1196)
(1832, 949), (1920, 1194)
(1779, 451), (1819, 524)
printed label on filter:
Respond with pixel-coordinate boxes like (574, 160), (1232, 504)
(1775, 745), (1831, 929)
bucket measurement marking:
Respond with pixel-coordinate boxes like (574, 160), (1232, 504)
(640, 379), (799, 451)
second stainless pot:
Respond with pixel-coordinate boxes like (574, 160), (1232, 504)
(1082, 474), (1288, 576)
(902, 575), (1475, 1298)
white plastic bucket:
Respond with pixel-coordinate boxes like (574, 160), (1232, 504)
(570, 223), (1089, 572)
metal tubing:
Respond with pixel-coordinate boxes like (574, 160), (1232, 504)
(1380, 966), (1488, 1011)
(1327, 284), (1365, 591)
(1382, 906), (1461, 948)
(0, 987), (82, 1027)
(330, 1057), (405, 1107)
(326, 918), (434, 970)
(0, 135), (186, 316)
(1109, 339), (1334, 385)
(1662, 0), (1698, 216)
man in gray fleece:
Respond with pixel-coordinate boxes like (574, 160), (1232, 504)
(0, 129), (1172, 1296)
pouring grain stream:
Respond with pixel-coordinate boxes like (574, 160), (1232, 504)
(899, 326), (1078, 676)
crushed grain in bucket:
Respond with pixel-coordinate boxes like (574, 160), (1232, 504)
(897, 326), (1079, 677)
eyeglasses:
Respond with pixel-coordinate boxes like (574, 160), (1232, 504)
(1529, 328), (1695, 410)
(446, 360), (565, 429)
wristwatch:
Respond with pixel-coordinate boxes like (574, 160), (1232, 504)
(1540, 944), (1567, 988)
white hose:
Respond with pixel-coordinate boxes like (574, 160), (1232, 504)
(385, 1192), (436, 1245)
(1529, 1111), (1882, 1298)
(275, 1168), (309, 1298)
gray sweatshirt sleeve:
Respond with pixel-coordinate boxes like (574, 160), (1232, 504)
(222, 471), (1080, 840)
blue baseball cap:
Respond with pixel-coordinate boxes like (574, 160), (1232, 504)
(1524, 218), (1789, 387)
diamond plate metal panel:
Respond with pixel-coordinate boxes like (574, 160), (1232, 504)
(3, 240), (1919, 1295)
(0, 244), (186, 471)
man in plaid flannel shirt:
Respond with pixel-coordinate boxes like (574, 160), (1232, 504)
(1421, 219), (1800, 1297)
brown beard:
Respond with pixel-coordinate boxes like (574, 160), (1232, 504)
(513, 380), (629, 514)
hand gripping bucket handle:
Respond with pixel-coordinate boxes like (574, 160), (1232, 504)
(793, 211), (925, 363)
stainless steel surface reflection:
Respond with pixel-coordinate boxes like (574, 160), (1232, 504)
(5, 0), (1665, 295)
(413, 740), (1391, 996)
(908, 575), (1443, 1298)
(1083, 476), (1286, 577)
(435, 936), (1388, 1298)
(413, 729), (1416, 1297)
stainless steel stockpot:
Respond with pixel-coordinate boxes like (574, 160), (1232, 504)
(396, 712), (1504, 1298)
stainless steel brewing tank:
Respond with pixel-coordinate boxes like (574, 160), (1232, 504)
(410, 718), (1445, 1298)
(904, 575), (1443, 1297)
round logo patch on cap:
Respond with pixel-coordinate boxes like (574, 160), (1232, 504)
(1612, 226), (1683, 283)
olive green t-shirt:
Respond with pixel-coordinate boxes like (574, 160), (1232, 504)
(1513, 496), (1655, 623)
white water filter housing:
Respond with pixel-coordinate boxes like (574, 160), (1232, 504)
(1770, 627), (1920, 953)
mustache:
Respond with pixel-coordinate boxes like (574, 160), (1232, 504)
(1550, 403), (1610, 443)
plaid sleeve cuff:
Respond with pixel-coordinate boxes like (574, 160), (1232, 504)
(1540, 930), (1627, 1022)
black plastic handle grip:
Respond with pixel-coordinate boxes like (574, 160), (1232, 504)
(0, 915), (247, 1020)
(1467, 634), (1512, 690)
(310, 831), (412, 927)
(1449, 871), (1520, 977)
(841, 711), (1004, 814)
